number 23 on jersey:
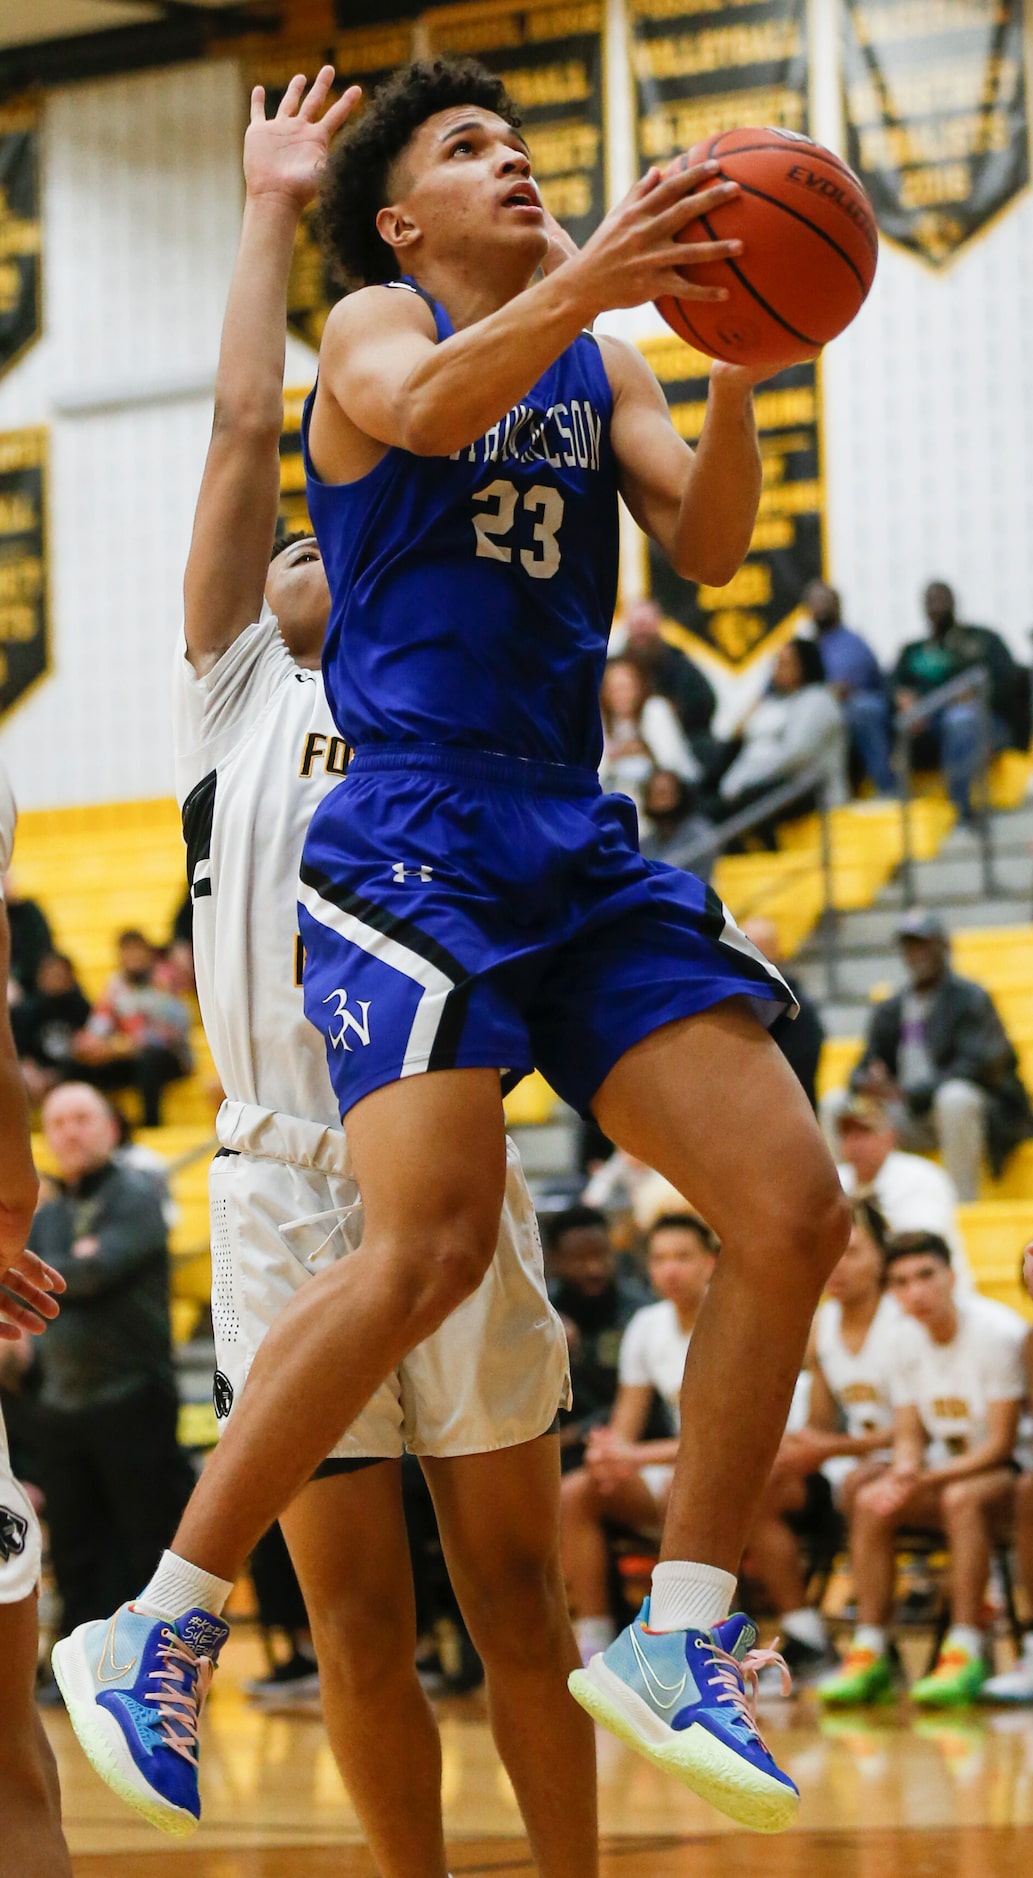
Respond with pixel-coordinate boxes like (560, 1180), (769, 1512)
(472, 480), (564, 580)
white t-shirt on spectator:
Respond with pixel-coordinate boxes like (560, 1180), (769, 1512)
(0, 758), (15, 884)
(815, 1293), (897, 1443)
(890, 1293), (1028, 1466)
(618, 1300), (692, 1431)
(838, 1150), (974, 1295)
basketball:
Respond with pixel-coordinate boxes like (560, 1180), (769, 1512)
(656, 127), (879, 370)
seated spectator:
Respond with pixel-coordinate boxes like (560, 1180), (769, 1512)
(599, 656), (699, 811)
(1, 870), (52, 1001)
(830, 1091), (974, 1290)
(581, 1149), (694, 1234)
(892, 580), (1020, 820)
(704, 639), (847, 839)
(615, 598), (718, 764)
(742, 917), (824, 1110)
(744, 1201), (895, 1683)
(818, 1231), (1029, 1709)
(804, 580), (895, 795)
(546, 1205), (653, 1474)
(981, 1306), (1033, 1705)
(28, 1083), (193, 1641)
(828, 909), (1033, 1200)
(638, 770), (714, 880)
(560, 1214), (718, 1663)
(11, 951), (91, 1104)
(72, 929), (193, 1126)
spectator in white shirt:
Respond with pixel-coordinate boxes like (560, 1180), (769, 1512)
(819, 1231), (1028, 1709)
(744, 1200), (896, 1685)
(708, 638), (847, 827)
(599, 657), (699, 813)
(831, 1093), (974, 1294)
(559, 1214), (718, 1665)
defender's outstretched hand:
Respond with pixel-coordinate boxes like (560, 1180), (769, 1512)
(244, 66), (361, 207)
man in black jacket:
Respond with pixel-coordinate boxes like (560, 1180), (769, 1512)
(827, 910), (1033, 1200)
(30, 1083), (191, 1635)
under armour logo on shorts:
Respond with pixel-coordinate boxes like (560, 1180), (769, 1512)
(391, 862), (433, 884)
(213, 1371), (234, 1420)
(0, 1505), (28, 1562)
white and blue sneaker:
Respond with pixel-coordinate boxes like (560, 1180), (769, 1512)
(568, 1602), (799, 1833)
(51, 1603), (229, 1835)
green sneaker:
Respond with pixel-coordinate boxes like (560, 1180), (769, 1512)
(910, 1645), (986, 1708)
(817, 1646), (896, 1707)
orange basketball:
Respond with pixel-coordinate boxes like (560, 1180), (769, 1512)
(655, 127), (878, 369)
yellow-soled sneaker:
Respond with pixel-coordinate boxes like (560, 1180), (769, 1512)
(568, 1601), (798, 1833)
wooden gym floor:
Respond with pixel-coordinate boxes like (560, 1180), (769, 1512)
(52, 1636), (1033, 1875)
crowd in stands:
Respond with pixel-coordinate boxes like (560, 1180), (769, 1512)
(6, 902), (195, 1126)
(603, 577), (1030, 853)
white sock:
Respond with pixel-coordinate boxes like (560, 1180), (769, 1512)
(781, 1606), (828, 1651)
(574, 1616), (617, 1663)
(648, 1561), (737, 1634)
(853, 1624), (887, 1657)
(944, 1624), (983, 1660)
(136, 1550), (234, 1622)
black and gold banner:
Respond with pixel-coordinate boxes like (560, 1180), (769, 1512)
(0, 103), (42, 381)
(842, 0), (1029, 268)
(423, 0), (607, 247)
(640, 339), (821, 671)
(629, 0), (818, 669)
(630, 0), (808, 172)
(279, 388), (311, 538)
(255, 21), (415, 350)
(0, 428), (48, 721)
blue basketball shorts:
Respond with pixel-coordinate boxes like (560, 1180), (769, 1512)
(298, 745), (795, 1121)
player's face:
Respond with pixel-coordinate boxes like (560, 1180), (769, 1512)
(647, 1230), (715, 1314)
(266, 537), (330, 668)
(826, 1222), (883, 1305)
(383, 107), (547, 279)
(888, 1252), (953, 1325)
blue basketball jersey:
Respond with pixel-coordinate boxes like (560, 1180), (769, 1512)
(303, 280), (620, 769)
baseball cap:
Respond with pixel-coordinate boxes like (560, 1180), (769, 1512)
(837, 1095), (890, 1133)
(896, 908), (948, 943)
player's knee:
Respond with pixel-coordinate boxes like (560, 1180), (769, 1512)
(464, 1553), (567, 1665)
(391, 1219), (496, 1329)
(311, 1599), (411, 1693)
(766, 1172), (851, 1292)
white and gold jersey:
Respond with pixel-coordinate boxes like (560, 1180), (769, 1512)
(172, 616), (350, 1157)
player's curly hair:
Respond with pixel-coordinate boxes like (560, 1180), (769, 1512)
(317, 57), (522, 290)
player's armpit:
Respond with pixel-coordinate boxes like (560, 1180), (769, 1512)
(309, 286), (441, 475)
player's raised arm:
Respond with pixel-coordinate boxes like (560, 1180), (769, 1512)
(314, 157), (744, 466)
(183, 69), (359, 673)
(600, 337), (777, 588)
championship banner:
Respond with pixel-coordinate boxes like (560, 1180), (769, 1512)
(842, 0), (1029, 268)
(0, 428), (48, 721)
(255, 21), (415, 350)
(640, 339), (821, 670)
(630, 0), (808, 172)
(423, 0), (607, 247)
(279, 388), (312, 538)
(0, 102), (42, 381)
(630, 0), (818, 670)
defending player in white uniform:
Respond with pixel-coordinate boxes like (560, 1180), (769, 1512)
(0, 759), (71, 1875)
(52, 75), (595, 1871)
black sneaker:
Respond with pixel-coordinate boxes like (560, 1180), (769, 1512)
(761, 1634), (840, 1692)
(243, 1650), (319, 1701)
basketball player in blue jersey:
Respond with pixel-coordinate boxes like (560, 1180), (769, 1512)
(56, 58), (849, 1837)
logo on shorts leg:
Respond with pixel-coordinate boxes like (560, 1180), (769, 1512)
(0, 1505), (28, 1562)
(324, 988), (372, 1051)
(391, 862), (433, 884)
(213, 1371), (234, 1420)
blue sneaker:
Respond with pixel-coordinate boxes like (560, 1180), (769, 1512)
(51, 1604), (229, 1835)
(568, 1602), (799, 1833)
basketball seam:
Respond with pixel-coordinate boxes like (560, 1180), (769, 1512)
(731, 179), (870, 292)
(713, 134), (857, 181)
(663, 297), (713, 356)
(699, 211), (821, 349)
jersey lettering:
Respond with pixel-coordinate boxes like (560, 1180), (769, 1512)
(472, 480), (565, 579)
(452, 397), (603, 471)
(299, 731), (352, 780)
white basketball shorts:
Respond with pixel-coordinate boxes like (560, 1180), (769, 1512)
(0, 1406), (41, 1604)
(208, 1134), (571, 1462)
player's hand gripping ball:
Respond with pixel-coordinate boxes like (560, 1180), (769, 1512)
(656, 127), (879, 370)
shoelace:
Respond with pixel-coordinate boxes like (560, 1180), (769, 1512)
(706, 1639), (791, 1749)
(144, 1631), (215, 1766)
